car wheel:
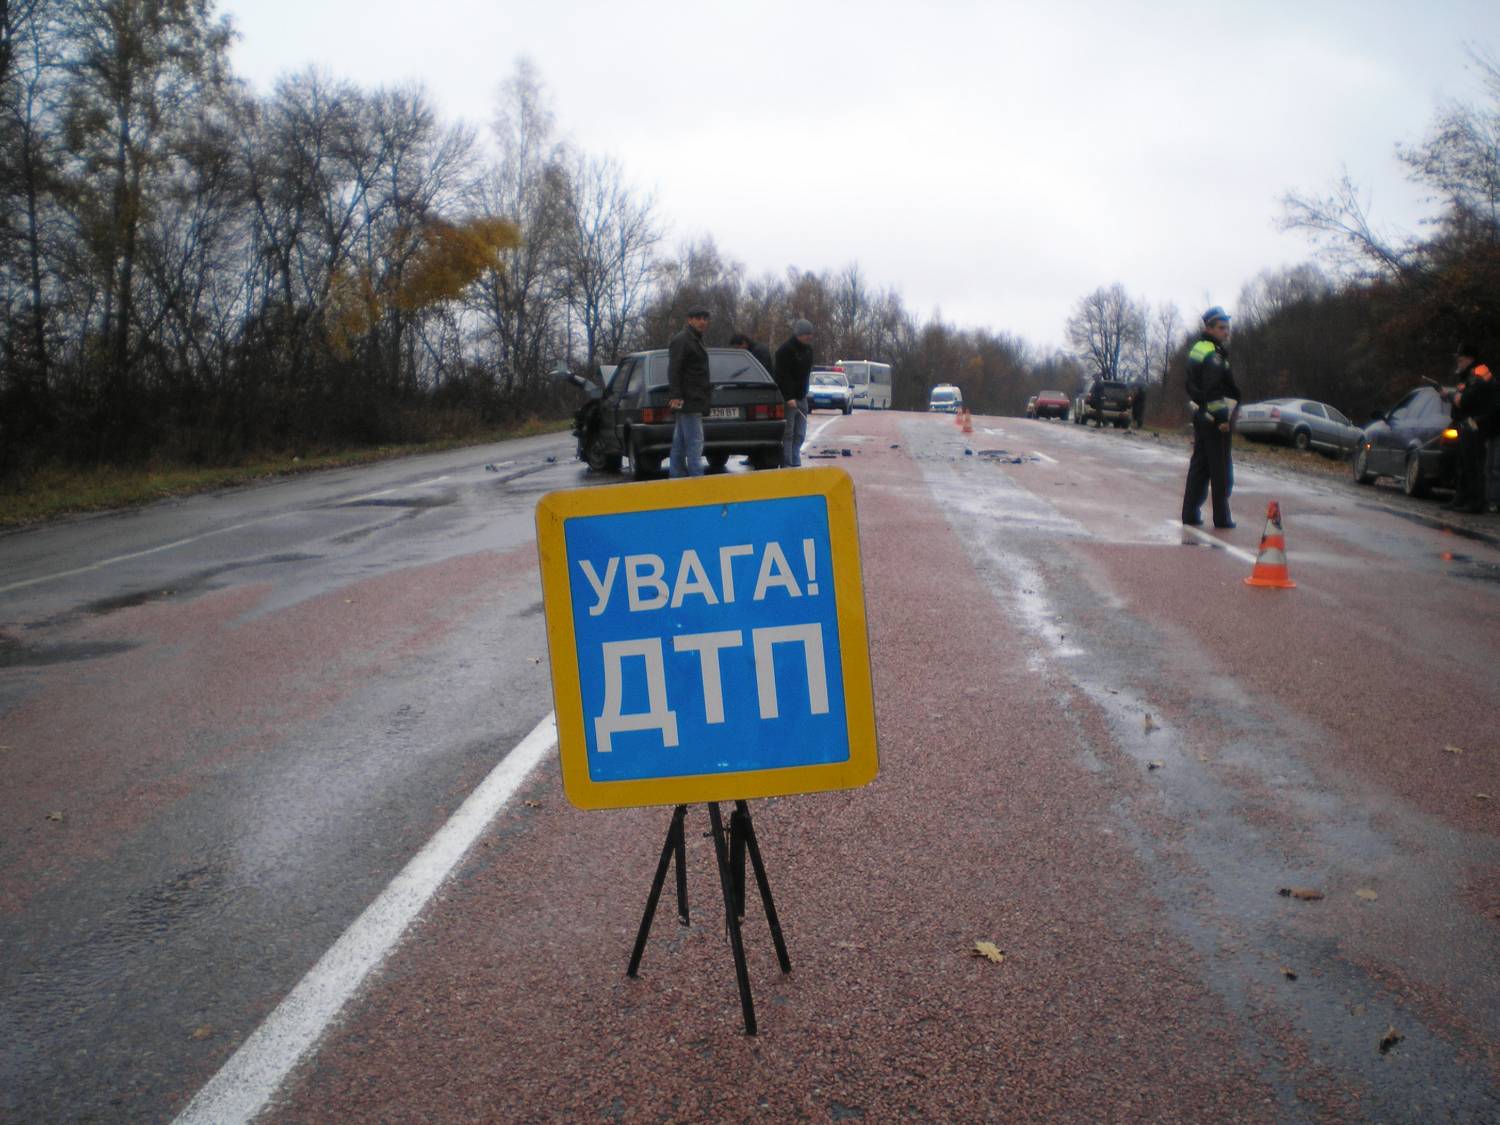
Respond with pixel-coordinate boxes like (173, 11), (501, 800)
(1402, 452), (1429, 497)
(1292, 428), (1311, 452)
(705, 451), (730, 471)
(1352, 445), (1375, 484)
(585, 427), (622, 473)
(630, 432), (661, 481)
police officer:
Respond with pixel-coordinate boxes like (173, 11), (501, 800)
(1442, 341), (1495, 514)
(1181, 306), (1243, 529)
(667, 307), (712, 478)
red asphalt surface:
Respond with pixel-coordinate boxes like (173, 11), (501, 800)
(251, 411), (1498, 1123)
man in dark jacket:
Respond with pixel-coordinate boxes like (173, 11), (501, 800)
(1180, 306), (1243, 529)
(1442, 341), (1495, 514)
(773, 319), (815, 467)
(728, 332), (775, 379)
(667, 307), (712, 478)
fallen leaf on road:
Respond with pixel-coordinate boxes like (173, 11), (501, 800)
(1379, 1026), (1403, 1054)
(1278, 887), (1324, 901)
(1477, 794), (1493, 802)
(972, 941), (1005, 964)
(1355, 889), (1379, 901)
(1280, 967), (1298, 980)
(1148, 760), (1165, 771)
(1198, 753), (1210, 762)
(523, 799), (541, 808)
(1143, 714), (1157, 734)
(1444, 745), (1464, 755)
(191, 1025), (214, 1041)
(46, 811), (63, 822)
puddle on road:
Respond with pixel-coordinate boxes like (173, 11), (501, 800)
(77, 552), (322, 618)
(337, 492), (456, 509)
(0, 634), (137, 668)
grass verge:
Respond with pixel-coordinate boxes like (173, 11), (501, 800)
(0, 418), (572, 530)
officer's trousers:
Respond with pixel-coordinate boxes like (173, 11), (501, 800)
(1182, 416), (1233, 526)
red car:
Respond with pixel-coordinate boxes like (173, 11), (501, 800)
(1032, 389), (1070, 420)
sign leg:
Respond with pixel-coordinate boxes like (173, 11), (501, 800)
(627, 804), (688, 978)
(708, 802), (757, 1035)
(672, 803), (689, 925)
(736, 800), (792, 974)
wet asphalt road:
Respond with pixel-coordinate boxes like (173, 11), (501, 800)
(2, 415), (1498, 1123)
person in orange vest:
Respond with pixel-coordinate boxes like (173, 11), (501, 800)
(1442, 341), (1495, 514)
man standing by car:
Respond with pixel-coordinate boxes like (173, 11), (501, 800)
(667, 307), (712, 478)
(1181, 306), (1242, 529)
(774, 319), (815, 468)
(728, 332), (775, 378)
(1442, 341), (1495, 514)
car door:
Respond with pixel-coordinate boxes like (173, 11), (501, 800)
(1324, 404), (1357, 451)
(599, 358), (638, 451)
(1370, 390), (1421, 474)
(1299, 401), (1330, 448)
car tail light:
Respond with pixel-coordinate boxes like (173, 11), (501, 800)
(1442, 427), (1459, 441)
(640, 405), (674, 424)
(752, 403), (784, 421)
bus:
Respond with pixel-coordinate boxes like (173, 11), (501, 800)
(830, 359), (893, 409)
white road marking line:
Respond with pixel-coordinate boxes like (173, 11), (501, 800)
(0, 515), (297, 596)
(1174, 521), (1260, 564)
(173, 711), (559, 1125)
(343, 488), (397, 502)
(807, 415), (841, 443)
(1029, 450), (1058, 464)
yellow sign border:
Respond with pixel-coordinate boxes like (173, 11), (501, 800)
(535, 467), (877, 809)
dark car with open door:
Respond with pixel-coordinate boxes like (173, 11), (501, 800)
(567, 347), (786, 479)
(1350, 384), (1459, 497)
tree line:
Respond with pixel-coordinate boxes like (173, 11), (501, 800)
(3, 5), (1495, 482)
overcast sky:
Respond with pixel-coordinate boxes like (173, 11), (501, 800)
(217, 0), (1499, 351)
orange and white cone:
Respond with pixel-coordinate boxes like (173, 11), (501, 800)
(961, 408), (973, 434)
(1244, 500), (1295, 589)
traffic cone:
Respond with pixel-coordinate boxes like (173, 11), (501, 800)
(961, 408), (973, 434)
(1244, 500), (1295, 589)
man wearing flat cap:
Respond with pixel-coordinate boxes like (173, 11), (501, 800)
(774, 319), (816, 467)
(1181, 306), (1242, 529)
(667, 307), (712, 477)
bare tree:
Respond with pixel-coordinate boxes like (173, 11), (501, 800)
(560, 151), (659, 372)
(1065, 283), (1147, 380)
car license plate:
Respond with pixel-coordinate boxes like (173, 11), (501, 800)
(710, 406), (740, 419)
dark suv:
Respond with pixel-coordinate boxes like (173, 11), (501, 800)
(569, 348), (786, 479)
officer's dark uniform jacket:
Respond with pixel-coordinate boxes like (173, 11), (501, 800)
(667, 324), (711, 414)
(1185, 335), (1242, 423)
(1453, 361), (1496, 437)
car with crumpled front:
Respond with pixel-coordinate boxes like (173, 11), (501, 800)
(568, 347), (786, 479)
(1350, 384), (1459, 497)
(1237, 397), (1361, 457)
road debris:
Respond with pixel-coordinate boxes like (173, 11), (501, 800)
(1355, 889), (1379, 901)
(1280, 967), (1298, 980)
(1279, 887), (1325, 901)
(972, 941), (1005, 964)
(1444, 744), (1464, 755)
(1379, 1026), (1403, 1055)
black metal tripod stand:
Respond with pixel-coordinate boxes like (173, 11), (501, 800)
(626, 801), (791, 1035)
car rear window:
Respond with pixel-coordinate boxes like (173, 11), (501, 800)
(644, 352), (775, 387)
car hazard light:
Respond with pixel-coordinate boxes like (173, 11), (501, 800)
(641, 406), (675, 424)
(748, 403), (784, 421)
(1442, 427), (1459, 441)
